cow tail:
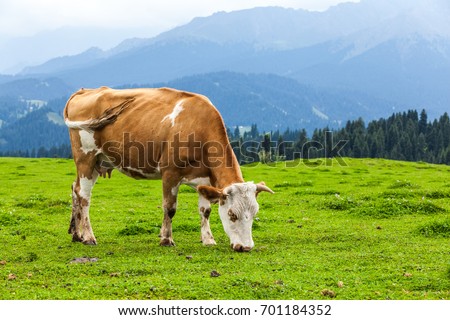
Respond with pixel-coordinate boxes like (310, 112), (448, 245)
(65, 98), (135, 131)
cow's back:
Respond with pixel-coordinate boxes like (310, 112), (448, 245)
(64, 87), (224, 139)
(65, 87), (192, 119)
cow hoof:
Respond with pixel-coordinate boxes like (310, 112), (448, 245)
(202, 238), (217, 246)
(160, 238), (175, 247)
(71, 234), (83, 243)
(82, 239), (97, 245)
(232, 243), (252, 252)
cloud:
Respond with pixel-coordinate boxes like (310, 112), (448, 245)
(0, 0), (358, 37)
(0, 0), (359, 72)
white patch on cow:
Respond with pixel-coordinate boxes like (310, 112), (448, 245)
(198, 195), (210, 210)
(161, 101), (184, 127)
(79, 130), (99, 154)
(198, 193), (215, 245)
(181, 176), (211, 187)
(79, 177), (95, 200)
(171, 183), (180, 197)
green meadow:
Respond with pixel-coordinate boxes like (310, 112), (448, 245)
(0, 157), (449, 299)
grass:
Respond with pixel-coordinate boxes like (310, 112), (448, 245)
(0, 157), (449, 299)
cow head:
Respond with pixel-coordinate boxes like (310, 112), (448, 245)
(198, 182), (274, 252)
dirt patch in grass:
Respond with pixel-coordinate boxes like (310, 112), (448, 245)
(70, 257), (99, 264)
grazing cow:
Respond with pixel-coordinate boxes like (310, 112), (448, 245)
(64, 87), (273, 252)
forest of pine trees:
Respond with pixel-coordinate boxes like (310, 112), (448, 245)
(1, 109), (449, 166)
(229, 110), (450, 165)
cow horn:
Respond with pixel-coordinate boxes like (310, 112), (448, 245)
(222, 186), (232, 197)
(256, 182), (274, 194)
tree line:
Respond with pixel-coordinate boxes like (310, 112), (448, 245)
(0, 144), (72, 158)
(1, 109), (449, 166)
(229, 110), (450, 165)
(326, 109), (449, 164)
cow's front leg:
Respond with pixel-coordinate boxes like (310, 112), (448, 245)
(199, 195), (216, 245)
(160, 179), (179, 247)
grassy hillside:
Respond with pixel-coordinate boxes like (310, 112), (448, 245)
(0, 157), (449, 299)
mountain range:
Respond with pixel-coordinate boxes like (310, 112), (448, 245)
(0, 0), (449, 152)
(0, 71), (397, 152)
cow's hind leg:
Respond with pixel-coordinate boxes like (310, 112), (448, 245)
(68, 181), (81, 240)
(159, 177), (180, 247)
(69, 154), (99, 245)
(199, 195), (216, 245)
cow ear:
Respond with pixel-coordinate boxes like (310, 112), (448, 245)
(197, 185), (222, 202)
(255, 181), (274, 197)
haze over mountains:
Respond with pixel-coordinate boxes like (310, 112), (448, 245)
(0, 0), (449, 152)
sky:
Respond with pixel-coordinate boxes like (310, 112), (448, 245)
(0, 0), (359, 73)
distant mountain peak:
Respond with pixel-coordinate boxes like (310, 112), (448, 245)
(2, 1), (450, 120)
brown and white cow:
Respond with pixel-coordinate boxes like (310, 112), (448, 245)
(64, 86), (273, 252)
